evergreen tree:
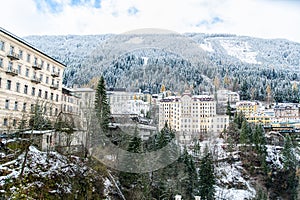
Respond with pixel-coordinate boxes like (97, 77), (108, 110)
(95, 76), (111, 132)
(198, 146), (216, 200)
(119, 126), (143, 189)
(239, 120), (250, 145)
(226, 100), (232, 120)
(29, 103), (52, 130)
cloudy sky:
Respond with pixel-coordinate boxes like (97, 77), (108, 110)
(1, 0), (300, 42)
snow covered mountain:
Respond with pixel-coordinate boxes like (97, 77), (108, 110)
(24, 33), (300, 97)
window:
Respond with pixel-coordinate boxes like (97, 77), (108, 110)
(58, 69), (60, 76)
(44, 107), (47, 115)
(40, 74), (43, 82)
(46, 76), (49, 84)
(19, 50), (23, 59)
(24, 85), (28, 94)
(47, 63), (50, 71)
(14, 101), (18, 110)
(25, 68), (29, 77)
(0, 41), (4, 51)
(0, 77), (1, 88)
(6, 80), (11, 90)
(31, 104), (34, 113)
(45, 91), (48, 99)
(9, 46), (14, 55)
(50, 93), (54, 100)
(3, 118), (8, 126)
(8, 61), (13, 71)
(16, 82), (20, 92)
(17, 65), (21, 74)
(31, 87), (35, 96)
(49, 107), (52, 116)
(38, 89), (42, 97)
(41, 60), (44, 69)
(0, 58), (3, 68)
(56, 94), (59, 102)
(34, 57), (37, 65)
(23, 103), (26, 112)
(12, 119), (16, 127)
(27, 54), (31, 62)
(5, 99), (9, 109)
(55, 108), (58, 116)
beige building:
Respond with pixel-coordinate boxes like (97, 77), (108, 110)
(0, 27), (65, 133)
(159, 91), (229, 143)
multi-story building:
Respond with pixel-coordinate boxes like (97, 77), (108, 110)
(159, 91), (229, 143)
(273, 103), (300, 122)
(236, 101), (259, 117)
(217, 89), (240, 104)
(111, 99), (150, 117)
(0, 27), (65, 133)
(61, 87), (80, 116)
(247, 109), (275, 125)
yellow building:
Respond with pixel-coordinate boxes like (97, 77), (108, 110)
(0, 27), (65, 133)
(236, 101), (259, 117)
(247, 111), (273, 125)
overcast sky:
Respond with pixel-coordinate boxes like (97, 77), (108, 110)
(1, 0), (300, 42)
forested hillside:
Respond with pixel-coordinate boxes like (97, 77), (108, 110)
(24, 32), (300, 102)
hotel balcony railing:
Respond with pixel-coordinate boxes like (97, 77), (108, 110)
(50, 83), (59, 90)
(5, 68), (18, 76)
(51, 71), (59, 77)
(7, 52), (20, 60)
(32, 63), (42, 70)
(31, 76), (41, 84)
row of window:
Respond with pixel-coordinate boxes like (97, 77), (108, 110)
(0, 57), (60, 86)
(3, 99), (59, 115)
(0, 78), (59, 101)
(0, 40), (61, 74)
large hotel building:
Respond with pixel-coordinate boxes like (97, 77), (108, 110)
(159, 91), (229, 143)
(0, 28), (65, 133)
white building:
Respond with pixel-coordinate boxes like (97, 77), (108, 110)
(217, 89), (240, 104)
(159, 91), (229, 144)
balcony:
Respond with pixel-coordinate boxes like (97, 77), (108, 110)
(5, 68), (18, 76)
(50, 83), (59, 90)
(51, 71), (59, 77)
(7, 52), (20, 60)
(32, 63), (42, 70)
(31, 76), (41, 84)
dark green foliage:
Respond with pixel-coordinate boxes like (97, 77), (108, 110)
(29, 104), (52, 130)
(226, 100), (233, 120)
(198, 147), (216, 200)
(95, 76), (111, 132)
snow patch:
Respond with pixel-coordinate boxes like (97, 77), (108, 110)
(199, 41), (214, 52)
(220, 40), (261, 64)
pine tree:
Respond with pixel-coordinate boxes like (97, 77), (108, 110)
(226, 100), (232, 120)
(119, 126), (143, 189)
(198, 146), (216, 200)
(239, 120), (250, 145)
(94, 76), (111, 136)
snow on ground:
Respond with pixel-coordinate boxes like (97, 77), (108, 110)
(219, 40), (261, 64)
(199, 40), (214, 52)
(266, 145), (283, 169)
(191, 138), (256, 200)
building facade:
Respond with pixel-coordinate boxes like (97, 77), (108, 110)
(0, 27), (65, 133)
(159, 91), (229, 143)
